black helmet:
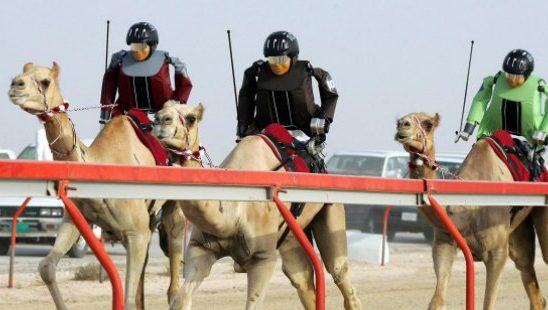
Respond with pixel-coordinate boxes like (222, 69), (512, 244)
(502, 49), (534, 77)
(263, 31), (299, 58)
(126, 22), (159, 47)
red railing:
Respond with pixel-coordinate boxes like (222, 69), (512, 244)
(2, 160), (548, 310)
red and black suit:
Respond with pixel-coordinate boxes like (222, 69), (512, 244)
(100, 49), (192, 121)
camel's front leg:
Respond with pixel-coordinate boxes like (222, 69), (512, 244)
(245, 254), (277, 310)
(124, 229), (152, 310)
(162, 200), (187, 305)
(38, 215), (81, 310)
(279, 234), (316, 309)
(428, 230), (457, 310)
(509, 217), (546, 310)
(172, 236), (218, 310)
(482, 245), (508, 310)
(310, 203), (361, 310)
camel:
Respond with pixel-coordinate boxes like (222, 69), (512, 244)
(8, 62), (162, 309)
(395, 112), (547, 310)
(151, 100), (204, 305)
(151, 107), (360, 309)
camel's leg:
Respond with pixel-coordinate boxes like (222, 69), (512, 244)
(509, 217), (546, 310)
(135, 241), (151, 310)
(38, 216), (81, 310)
(482, 245), (508, 310)
(310, 203), (361, 310)
(244, 255), (277, 310)
(172, 240), (218, 310)
(532, 207), (548, 266)
(278, 234), (316, 309)
(124, 229), (152, 310)
(162, 200), (186, 305)
(428, 230), (457, 310)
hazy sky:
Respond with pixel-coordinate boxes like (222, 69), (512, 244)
(3, 1), (548, 163)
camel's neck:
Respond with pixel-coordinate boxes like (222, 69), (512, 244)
(43, 112), (83, 162)
(408, 148), (437, 179)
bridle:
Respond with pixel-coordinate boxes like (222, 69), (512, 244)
(164, 111), (213, 167)
(31, 77), (77, 159)
(405, 115), (460, 179)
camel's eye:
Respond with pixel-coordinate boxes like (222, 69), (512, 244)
(41, 79), (51, 88)
(423, 120), (433, 131)
(185, 115), (196, 125)
(163, 117), (172, 125)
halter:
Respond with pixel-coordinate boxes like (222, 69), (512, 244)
(31, 78), (77, 158)
(405, 115), (460, 179)
(165, 111), (214, 168)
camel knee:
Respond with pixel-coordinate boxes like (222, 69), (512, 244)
(326, 257), (349, 285)
(38, 252), (62, 285)
(282, 265), (313, 291)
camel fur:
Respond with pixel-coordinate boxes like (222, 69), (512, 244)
(8, 62), (160, 310)
(395, 112), (547, 310)
(151, 105), (361, 309)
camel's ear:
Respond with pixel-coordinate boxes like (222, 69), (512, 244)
(433, 113), (441, 127)
(51, 62), (60, 79)
(23, 62), (34, 73)
(195, 102), (205, 121)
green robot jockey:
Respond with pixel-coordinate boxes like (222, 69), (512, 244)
(456, 49), (548, 147)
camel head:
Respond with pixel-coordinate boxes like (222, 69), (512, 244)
(152, 100), (205, 151)
(395, 112), (440, 154)
(8, 62), (64, 115)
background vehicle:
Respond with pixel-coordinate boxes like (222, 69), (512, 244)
(0, 133), (95, 257)
(326, 150), (466, 242)
(0, 149), (16, 159)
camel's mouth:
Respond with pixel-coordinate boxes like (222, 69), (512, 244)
(395, 132), (411, 142)
(8, 93), (28, 105)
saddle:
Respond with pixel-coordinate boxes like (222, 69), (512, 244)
(484, 130), (548, 182)
(258, 123), (327, 173)
(123, 108), (170, 166)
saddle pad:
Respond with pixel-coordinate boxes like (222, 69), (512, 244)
(125, 108), (169, 166)
(261, 124), (309, 173)
(485, 130), (548, 182)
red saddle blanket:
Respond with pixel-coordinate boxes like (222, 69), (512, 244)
(484, 130), (548, 182)
(120, 108), (169, 166)
(258, 124), (310, 173)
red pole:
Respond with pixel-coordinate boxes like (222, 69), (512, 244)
(272, 188), (325, 310)
(57, 180), (124, 310)
(381, 205), (392, 266)
(427, 191), (475, 310)
(8, 197), (32, 288)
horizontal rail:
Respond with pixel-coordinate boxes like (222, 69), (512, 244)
(0, 160), (547, 206)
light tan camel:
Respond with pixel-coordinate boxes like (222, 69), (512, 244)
(8, 62), (160, 310)
(395, 112), (546, 310)
(152, 109), (360, 309)
(152, 100), (204, 305)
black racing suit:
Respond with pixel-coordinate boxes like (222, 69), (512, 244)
(237, 60), (339, 172)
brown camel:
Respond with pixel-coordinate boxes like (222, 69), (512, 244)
(395, 112), (547, 310)
(8, 62), (161, 310)
(152, 106), (360, 309)
(152, 100), (204, 306)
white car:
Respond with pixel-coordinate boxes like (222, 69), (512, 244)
(326, 150), (466, 242)
(0, 138), (95, 257)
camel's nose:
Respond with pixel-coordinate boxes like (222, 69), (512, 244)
(11, 78), (25, 89)
(397, 118), (411, 129)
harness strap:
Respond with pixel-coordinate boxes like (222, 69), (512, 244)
(276, 202), (306, 249)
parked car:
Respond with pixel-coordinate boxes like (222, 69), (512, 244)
(326, 150), (466, 242)
(0, 137), (95, 257)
